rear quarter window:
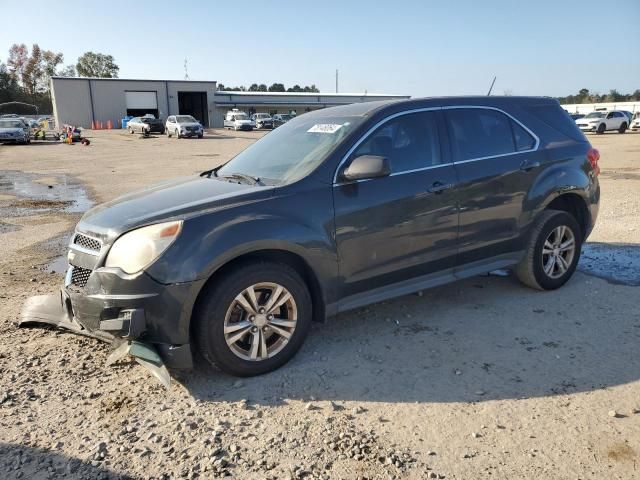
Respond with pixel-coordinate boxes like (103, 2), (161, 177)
(523, 104), (587, 142)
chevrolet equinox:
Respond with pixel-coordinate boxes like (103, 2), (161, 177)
(22, 97), (600, 384)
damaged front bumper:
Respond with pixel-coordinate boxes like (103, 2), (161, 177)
(20, 291), (180, 388)
(19, 234), (204, 387)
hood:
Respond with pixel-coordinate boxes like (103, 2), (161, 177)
(178, 122), (202, 128)
(0, 127), (25, 133)
(235, 119), (252, 125)
(78, 176), (270, 240)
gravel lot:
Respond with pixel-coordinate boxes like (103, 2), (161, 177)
(0, 128), (639, 479)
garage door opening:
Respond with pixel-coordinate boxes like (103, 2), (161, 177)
(178, 92), (208, 127)
(125, 91), (159, 118)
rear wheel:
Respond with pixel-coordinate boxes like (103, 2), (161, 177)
(596, 123), (606, 134)
(516, 210), (582, 290)
(194, 262), (312, 376)
(619, 122), (627, 134)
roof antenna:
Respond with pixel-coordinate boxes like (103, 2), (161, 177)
(487, 76), (496, 96)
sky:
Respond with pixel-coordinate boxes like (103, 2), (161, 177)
(2, 0), (638, 98)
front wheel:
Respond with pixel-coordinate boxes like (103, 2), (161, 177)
(516, 210), (582, 290)
(167, 129), (172, 138)
(619, 122), (627, 134)
(194, 262), (312, 376)
(175, 129), (180, 139)
(596, 123), (606, 134)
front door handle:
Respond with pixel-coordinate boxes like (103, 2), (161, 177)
(519, 160), (541, 172)
(427, 181), (455, 194)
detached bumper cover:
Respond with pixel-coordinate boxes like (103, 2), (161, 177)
(19, 266), (203, 385)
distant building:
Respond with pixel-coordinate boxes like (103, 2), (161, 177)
(561, 101), (640, 115)
(50, 77), (410, 129)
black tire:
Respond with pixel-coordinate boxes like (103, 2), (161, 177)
(619, 122), (627, 134)
(175, 128), (180, 139)
(167, 129), (172, 138)
(596, 123), (606, 134)
(198, 133), (203, 139)
(129, 126), (134, 134)
(516, 210), (583, 290)
(194, 262), (312, 376)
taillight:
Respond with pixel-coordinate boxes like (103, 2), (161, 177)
(587, 147), (600, 176)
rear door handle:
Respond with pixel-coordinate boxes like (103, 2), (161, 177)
(519, 160), (541, 172)
(427, 181), (455, 194)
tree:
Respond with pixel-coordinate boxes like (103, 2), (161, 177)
(7, 44), (28, 84)
(76, 52), (119, 78)
(248, 83), (259, 91)
(287, 84), (303, 92)
(257, 84), (268, 92)
(57, 65), (76, 77)
(268, 83), (285, 92)
(303, 84), (319, 93)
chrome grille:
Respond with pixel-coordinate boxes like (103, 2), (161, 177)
(73, 233), (101, 252)
(70, 266), (92, 287)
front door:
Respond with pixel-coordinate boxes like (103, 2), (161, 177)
(333, 110), (459, 305)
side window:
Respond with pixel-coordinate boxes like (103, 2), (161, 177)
(511, 120), (536, 151)
(352, 111), (441, 173)
(446, 108), (516, 161)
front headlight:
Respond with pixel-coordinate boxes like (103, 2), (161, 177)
(105, 221), (182, 274)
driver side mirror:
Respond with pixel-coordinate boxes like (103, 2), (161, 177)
(341, 155), (391, 182)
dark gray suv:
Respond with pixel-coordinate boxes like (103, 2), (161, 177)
(23, 97), (600, 384)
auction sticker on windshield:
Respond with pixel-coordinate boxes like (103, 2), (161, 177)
(307, 124), (343, 133)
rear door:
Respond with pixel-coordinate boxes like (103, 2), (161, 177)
(333, 109), (459, 303)
(444, 106), (543, 266)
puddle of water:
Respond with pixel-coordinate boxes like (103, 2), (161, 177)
(45, 255), (68, 275)
(579, 243), (640, 286)
(0, 170), (93, 216)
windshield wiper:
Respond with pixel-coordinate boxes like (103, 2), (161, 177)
(220, 173), (262, 185)
(200, 166), (222, 178)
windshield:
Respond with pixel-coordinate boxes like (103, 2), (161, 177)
(216, 115), (362, 185)
(176, 115), (197, 123)
(256, 114), (269, 118)
(234, 114), (248, 120)
(585, 112), (605, 119)
(0, 120), (23, 128)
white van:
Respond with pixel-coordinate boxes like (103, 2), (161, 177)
(224, 109), (254, 131)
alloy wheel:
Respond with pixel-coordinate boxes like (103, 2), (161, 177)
(223, 282), (298, 361)
(541, 225), (576, 279)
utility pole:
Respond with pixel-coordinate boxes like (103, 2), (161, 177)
(335, 69), (338, 93)
(184, 58), (190, 80)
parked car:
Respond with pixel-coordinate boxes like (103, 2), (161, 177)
(272, 113), (293, 128)
(250, 113), (273, 129)
(575, 110), (629, 134)
(630, 112), (640, 131)
(22, 96), (600, 385)
(224, 110), (253, 131)
(165, 115), (204, 139)
(127, 115), (165, 135)
(0, 118), (31, 144)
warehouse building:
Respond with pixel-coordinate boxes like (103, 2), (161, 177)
(50, 77), (410, 129)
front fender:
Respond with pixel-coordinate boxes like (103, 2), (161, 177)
(145, 183), (337, 302)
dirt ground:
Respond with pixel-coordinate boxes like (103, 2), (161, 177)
(0, 128), (638, 480)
